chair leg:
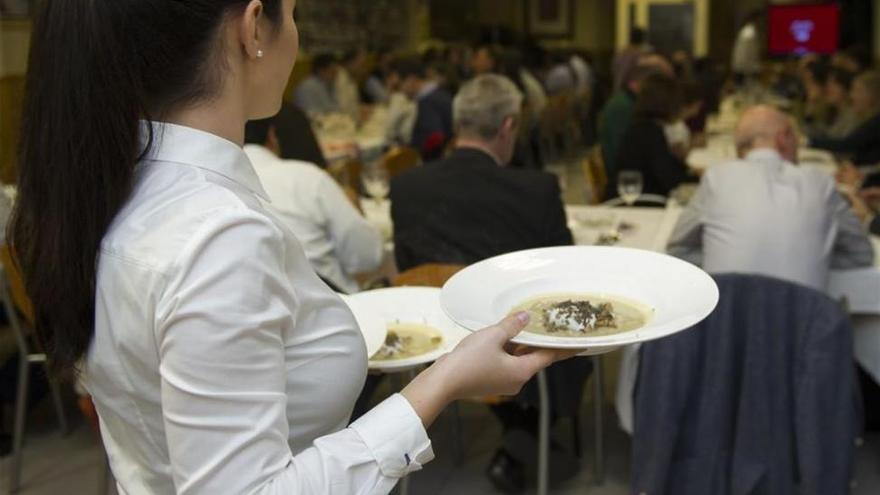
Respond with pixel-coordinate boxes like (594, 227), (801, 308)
(536, 370), (550, 495)
(571, 414), (582, 459)
(449, 401), (464, 465)
(592, 355), (605, 485)
(45, 365), (69, 435)
(10, 352), (30, 493)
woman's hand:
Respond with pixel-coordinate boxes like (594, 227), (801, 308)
(400, 313), (577, 427)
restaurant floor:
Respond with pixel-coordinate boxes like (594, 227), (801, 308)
(1, 379), (878, 495)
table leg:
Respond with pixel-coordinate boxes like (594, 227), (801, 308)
(537, 370), (550, 495)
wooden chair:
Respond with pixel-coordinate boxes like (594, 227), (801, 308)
(580, 145), (609, 205)
(0, 246), (68, 493)
(391, 263), (464, 288)
(382, 146), (420, 179)
(328, 158), (363, 192)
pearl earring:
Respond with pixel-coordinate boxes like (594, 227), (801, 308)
(256, 50), (264, 59)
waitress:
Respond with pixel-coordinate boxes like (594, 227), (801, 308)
(11, 1), (568, 493)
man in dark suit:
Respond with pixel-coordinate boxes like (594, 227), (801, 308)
(391, 74), (589, 493)
(389, 56), (454, 162)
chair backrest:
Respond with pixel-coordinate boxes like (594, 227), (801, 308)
(392, 263), (465, 288)
(601, 194), (667, 207)
(328, 158), (363, 192)
(580, 146), (609, 205)
(632, 274), (857, 495)
(382, 146), (420, 178)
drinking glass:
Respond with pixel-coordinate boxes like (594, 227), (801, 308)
(617, 171), (643, 206)
(362, 164), (390, 206)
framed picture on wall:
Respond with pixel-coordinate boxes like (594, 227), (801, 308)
(0, 0), (36, 18)
(526, 0), (574, 38)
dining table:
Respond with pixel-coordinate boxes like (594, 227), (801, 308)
(564, 204), (880, 434)
(362, 198), (880, 435)
(314, 107), (389, 163)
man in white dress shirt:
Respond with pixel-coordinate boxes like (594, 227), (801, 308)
(243, 118), (383, 294)
(668, 105), (874, 290)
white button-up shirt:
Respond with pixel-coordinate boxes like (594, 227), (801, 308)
(243, 144), (383, 294)
(668, 148), (874, 290)
(84, 123), (432, 494)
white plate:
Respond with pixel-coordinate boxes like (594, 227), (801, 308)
(441, 246), (719, 350)
(340, 294), (387, 358)
(343, 287), (471, 372)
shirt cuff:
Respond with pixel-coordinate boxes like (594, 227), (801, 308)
(350, 393), (434, 478)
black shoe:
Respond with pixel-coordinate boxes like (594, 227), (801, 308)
(503, 429), (581, 485)
(486, 449), (526, 494)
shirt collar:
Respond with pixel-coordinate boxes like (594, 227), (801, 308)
(744, 148), (786, 169)
(141, 121), (270, 201)
(416, 82), (439, 101)
(450, 146), (502, 167)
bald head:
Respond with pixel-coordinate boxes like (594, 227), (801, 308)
(734, 105), (798, 163)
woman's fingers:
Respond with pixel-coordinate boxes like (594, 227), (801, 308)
(492, 312), (530, 344)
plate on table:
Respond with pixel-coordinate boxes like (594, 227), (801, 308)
(440, 246), (718, 353)
(342, 287), (471, 372)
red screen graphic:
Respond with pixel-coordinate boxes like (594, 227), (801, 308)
(768, 4), (840, 55)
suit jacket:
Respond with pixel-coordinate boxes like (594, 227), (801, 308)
(390, 147), (586, 415)
(615, 118), (691, 197)
(390, 147), (573, 271)
(633, 274), (859, 495)
(409, 86), (454, 162)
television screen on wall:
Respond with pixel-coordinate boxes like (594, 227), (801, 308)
(768, 4), (840, 55)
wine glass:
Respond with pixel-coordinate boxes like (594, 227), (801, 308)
(617, 171), (643, 206)
(362, 164), (390, 207)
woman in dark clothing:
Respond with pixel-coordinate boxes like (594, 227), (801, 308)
(810, 70), (880, 165)
(614, 73), (692, 197)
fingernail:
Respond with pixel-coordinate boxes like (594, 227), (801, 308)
(515, 312), (530, 324)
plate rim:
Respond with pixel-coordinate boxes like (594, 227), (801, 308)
(440, 246), (719, 349)
(345, 286), (470, 371)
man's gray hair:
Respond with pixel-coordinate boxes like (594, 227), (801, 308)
(453, 74), (524, 141)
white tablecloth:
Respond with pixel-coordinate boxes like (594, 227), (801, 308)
(316, 109), (389, 163)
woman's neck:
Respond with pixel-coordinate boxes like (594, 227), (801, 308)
(163, 98), (247, 146)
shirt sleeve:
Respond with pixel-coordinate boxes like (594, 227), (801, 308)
(155, 209), (431, 495)
(829, 189), (875, 269)
(316, 172), (384, 275)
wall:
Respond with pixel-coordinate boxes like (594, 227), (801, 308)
(0, 20), (31, 184)
(468, 0), (615, 53)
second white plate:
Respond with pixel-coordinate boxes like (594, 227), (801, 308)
(343, 287), (471, 372)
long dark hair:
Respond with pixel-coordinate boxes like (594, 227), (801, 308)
(10, 0), (282, 377)
(634, 73), (684, 123)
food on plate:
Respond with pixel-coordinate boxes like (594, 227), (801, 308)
(509, 293), (652, 337)
(371, 323), (444, 361)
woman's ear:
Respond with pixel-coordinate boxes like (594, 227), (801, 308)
(237, 0), (265, 60)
